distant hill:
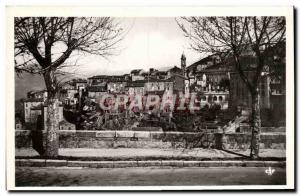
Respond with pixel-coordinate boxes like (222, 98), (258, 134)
(15, 73), (45, 100)
(14, 72), (82, 100)
(158, 66), (173, 71)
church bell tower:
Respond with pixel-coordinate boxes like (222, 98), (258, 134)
(181, 52), (186, 77)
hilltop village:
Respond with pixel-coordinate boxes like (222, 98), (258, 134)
(16, 52), (286, 133)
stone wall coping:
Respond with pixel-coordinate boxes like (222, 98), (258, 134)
(224, 132), (285, 136)
(59, 130), (77, 133)
(16, 127), (286, 132)
(15, 129), (286, 136)
(260, 132), (286, 135)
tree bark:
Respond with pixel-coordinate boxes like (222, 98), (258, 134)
(250, 88), (261, 159)
(43, 71), (60, 157)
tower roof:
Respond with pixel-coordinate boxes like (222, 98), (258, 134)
(181, 52), (186, 60)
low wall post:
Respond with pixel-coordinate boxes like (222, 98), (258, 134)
(214, 133), (223, 149)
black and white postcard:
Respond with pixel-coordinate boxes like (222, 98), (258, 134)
(6, 6), (294, 190)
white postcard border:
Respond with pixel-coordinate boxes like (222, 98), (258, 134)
(6, 6), (294, 190)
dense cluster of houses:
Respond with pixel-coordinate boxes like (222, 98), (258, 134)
(17, 49), (286, 130)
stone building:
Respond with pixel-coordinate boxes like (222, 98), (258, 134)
(229, 69), (286, 115)
(87, 85), (107, 100)
(186, 54), (230, 92)
(130, 69), (145, 81)
(169, 74), (185, 94)
(145, 79), (167, 92)
(72, 79), (87, 90)
(199, 91), (229, 110)
(229, 67), (271, 111)
(60, 89), (78, 106)
(142, 68), (169, 80)
(107, 81), (127, 93)
(184, 54), (230, 109)
(27, 90), (48, 102)
(126, 80), (145, 95)
(15, 118), (23, 130)
(23, 98), (44, 123)
(269, 76), (286, 113)
(87, 75), (110, 86)
(167, 66), (182, 79)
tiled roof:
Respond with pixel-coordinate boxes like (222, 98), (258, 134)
(88, 75), (109, 79)
(87, 86), (107, 92)
(31, 104), (43, 110)
(187, 55), (213, 71)
(168, 74), (185, 80)
(126, 80), (146, 87)
(88, 75), (126, 82)
(23, 98), (43, 103)
(130, 69), (143, 74)
(168, 66), (182, 73)
(146, 78), (170, 83)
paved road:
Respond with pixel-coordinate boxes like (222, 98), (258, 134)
(15, 167), (286, 186)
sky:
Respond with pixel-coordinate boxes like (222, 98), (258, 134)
(15, 17), (204, 99)
(73, 17), (203, 77)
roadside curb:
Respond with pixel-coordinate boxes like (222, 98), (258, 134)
(15, 159), (286, 168)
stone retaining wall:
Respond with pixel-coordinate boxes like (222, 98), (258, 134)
(221, 133), (285, 150)
(15, 129), (286, 150)
(240, 126), (286, 133)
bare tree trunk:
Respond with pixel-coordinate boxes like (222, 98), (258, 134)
(44, 98), (60, 157)
(43, 71), (60, 157)
(250, 88), (261, 159)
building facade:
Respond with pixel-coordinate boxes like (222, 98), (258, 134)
(184, 54), (230, 109)
(125, 81), (145, 96)
(23, 98), (44, 123)
(229, 70), (271, 112)
(130, 69), (145, 81)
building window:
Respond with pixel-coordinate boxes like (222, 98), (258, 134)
(219, 96), (223, 101)
(213, 96), (217, 101)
